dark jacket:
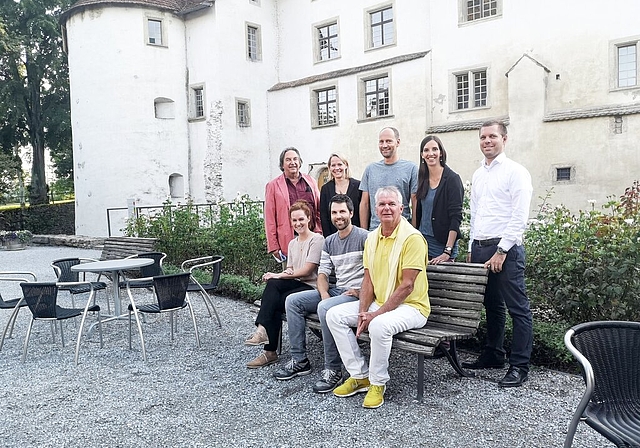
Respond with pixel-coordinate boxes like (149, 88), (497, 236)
(415, 165), (464, 244)
(319, 178), (362, 236)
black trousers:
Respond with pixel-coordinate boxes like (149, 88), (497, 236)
(255, 278), (313, 352)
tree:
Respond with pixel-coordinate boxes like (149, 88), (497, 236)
(0, 0), (72, 205)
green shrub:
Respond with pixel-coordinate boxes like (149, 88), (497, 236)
(217, 274), (265, 303)
(525, 182), (640, 323)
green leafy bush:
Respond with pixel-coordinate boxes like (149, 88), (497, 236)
(525, 182), (640, 323)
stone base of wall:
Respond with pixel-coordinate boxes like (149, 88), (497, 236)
(32, 235), (105, 249)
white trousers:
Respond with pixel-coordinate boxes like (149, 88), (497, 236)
(326, 300), (427, 385)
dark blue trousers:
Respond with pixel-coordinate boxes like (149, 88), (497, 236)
(471, 242), (533, 371)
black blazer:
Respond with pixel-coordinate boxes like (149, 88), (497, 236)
(319, 178), (362, 236)
(415, 165), (464, 244)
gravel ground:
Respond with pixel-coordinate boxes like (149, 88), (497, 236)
(0, 246), (608, 447)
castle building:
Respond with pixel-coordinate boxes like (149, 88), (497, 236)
(61, 0), (640, 236)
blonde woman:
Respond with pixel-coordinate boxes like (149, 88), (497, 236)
(319, 153), (362, 235)
(246, 200), (324, 368)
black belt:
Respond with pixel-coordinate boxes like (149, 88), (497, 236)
(473, 238), (501, 247)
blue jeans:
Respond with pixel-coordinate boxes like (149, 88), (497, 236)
(285, 288), (358, 369)
(471, 242), (533, 371)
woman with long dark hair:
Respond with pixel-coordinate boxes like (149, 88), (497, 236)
(413, 135), (464, 264)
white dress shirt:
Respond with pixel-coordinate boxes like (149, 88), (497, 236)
(469, 152), (532, 252)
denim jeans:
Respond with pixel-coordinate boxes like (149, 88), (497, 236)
(285, 288), (357, 369)
(471, 242), (533, 371)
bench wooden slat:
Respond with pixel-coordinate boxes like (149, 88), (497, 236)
(429, 289), (486, 303)
(430, 297), (484, 310)
(100, 236), (158, 260)
(429, 280), (488, 294)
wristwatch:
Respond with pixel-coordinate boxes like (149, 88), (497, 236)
(496, 247), (507, 255)
(443, 246), (453, 255)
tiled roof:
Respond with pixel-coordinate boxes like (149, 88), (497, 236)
(426, 116), (510, 134)
(543, 103), (640, 122)
(269, 51), (430, 92)
(62, 0), (212, 21)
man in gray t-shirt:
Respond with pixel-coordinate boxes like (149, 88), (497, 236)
(359, 127), (418, 230)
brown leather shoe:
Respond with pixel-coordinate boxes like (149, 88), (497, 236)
(247, 351), (278, 369)
(245, 327), (268, 346)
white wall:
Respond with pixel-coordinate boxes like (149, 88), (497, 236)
(67, 6), (189, 235)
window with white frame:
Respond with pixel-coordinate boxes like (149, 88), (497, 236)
(146, 18), (166, 46)
(246, 23), (262, 62)
(361, 75), (390, 119)
(368, 5), (394, 49)
(236, 99), (251, 127)
(458, 0), (502, 24)
(316, 21), (339, 62)
(617, 43), (637, 88)
(190, 85), (205, 119)
(454, 69), (487, 110)
(312, 87), (338, 127)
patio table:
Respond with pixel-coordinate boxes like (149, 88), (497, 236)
(71, 258), (153, 318)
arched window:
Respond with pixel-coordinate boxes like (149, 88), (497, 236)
(169, 173), (184, 198)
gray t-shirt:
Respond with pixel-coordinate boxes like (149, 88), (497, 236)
(318, 226), (369, 290)
(359, 159), (418, 229)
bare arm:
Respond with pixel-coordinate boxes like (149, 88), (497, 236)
(317, 273), (331, 299)
(410, 193), (417, 224)
(356, 269), (376, 336)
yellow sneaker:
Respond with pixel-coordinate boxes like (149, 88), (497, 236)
(362, 385), (386, 409)
(333, 377), (370, 397)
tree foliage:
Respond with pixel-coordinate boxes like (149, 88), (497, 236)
(0, 0), (73, 205)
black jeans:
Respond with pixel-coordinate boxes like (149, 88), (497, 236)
(255, 278), (313, 352)
(471, 242), (533, 371)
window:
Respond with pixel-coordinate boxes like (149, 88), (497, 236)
(613, 116), (624, 134)
(316, 22), (339, 62)
(190, 85), (205, 120)
(154, 97), (175, 119)
(246, 23), (262, 62)
(454, 69), (487, 110)
(169, 174), (184, 198)
(361, 75), (390, 119)
(617, 44), (637, 88)
(249, 0), (260, 5)
(312, 87), (338, 127)
(236, 99), (251, 127)
(458, 0), (502, 24)
(556, 167), (571, 182)
(145, 18), (167, 46)
(367, 5), (394, 49)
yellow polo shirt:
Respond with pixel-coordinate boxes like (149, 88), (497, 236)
(363, 229), (430, 318)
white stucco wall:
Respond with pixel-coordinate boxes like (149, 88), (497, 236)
(66, 6), (189, 235)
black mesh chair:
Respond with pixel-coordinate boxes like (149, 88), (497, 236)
(119, 252), (166, 290)
(20, 281), (104, 365)
(564, 321), (640, 448)
(0, 271), (37, 351)
(51, 258), (109, 312)
(126, 272), (199, 361)
(180, 255), (224, 327)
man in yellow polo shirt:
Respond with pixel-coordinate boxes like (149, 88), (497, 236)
(326, 185), (430, 409)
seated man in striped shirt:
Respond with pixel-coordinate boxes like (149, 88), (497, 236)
(273, 194), (369, 393)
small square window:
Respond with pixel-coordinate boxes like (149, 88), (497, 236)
(360, 74), (390, 119)
(146, 18), (166, 46)
(316, 22), (339, 62)
(246, 24), (262, 62)
(312, 87), (338, 127)
(458, 0), (502, 24)
(236, 99), (251, 127)
(617, 44), (637, 88)
(453, 68), (488, 110)
(556, 167), (571, 182)
(366, 5), (395, 49)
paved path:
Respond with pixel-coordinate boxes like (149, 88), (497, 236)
(0, 246), (607, 447)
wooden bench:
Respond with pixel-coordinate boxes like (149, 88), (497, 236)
(99, 236), (158, 260)
(257, 262), (489, 401)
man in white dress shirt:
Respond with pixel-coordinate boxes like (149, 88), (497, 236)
(462, 120), (533, 388)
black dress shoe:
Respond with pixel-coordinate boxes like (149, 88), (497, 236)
(498, 366), (528, 387)
(461, 354), (506, 370)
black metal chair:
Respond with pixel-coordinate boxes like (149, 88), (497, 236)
(126, 272), (199, 361)
(564, 321), (640, 448)
(20, 281), (104, 365)
(51, 257), (109, 312)
(119, 252), (166, 290)
(180, 255), (224, 327)
(0, 271), (37, 351)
